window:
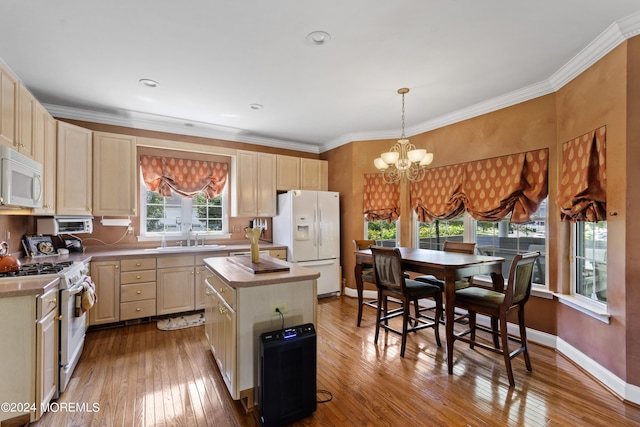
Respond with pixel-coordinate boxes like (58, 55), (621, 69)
(573, 221), (607, 303)
(366, 219), (398, 247)
(139, 181), (228, 238)
(475, 198), (547, 285)
(416, 216), (465, 250)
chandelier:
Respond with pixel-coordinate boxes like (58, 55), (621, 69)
(374, 88), (433, 183)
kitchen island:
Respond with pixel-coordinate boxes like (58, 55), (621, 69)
(203, 255), (319, 411)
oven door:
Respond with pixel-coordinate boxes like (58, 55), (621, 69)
(59, 282), (86, 392)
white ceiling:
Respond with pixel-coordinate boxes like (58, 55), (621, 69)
(1, 1), (640, 154)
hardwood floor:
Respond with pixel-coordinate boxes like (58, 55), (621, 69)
(32, 296), (640, 426)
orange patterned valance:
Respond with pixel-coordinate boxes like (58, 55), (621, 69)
(363, 173), (401, 222)
(556, 126), (606, 222)
(411, 148), (548, 224)
(140, 155), (229, 199)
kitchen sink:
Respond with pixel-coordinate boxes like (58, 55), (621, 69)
(149, 244), (225, 252)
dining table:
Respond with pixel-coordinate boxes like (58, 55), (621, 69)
(354, 247), (505, 374)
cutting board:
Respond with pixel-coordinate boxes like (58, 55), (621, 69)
(227, 255), (290, 274)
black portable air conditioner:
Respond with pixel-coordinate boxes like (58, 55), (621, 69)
(259, 323), (317, 426)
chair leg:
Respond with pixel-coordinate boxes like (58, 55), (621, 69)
(518, 308), (532, 372)
(500, 315), (515, 387)
(491, 316), (500, 349)
(468, 311), (476, 349)
(374, 293), (383, 344)
(414, 300), (420, 326)
(400, 299), (410, 358)
(433, 293), (442, 347)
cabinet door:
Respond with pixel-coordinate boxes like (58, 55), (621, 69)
(157, 266), (195, 315)
(195, 265), (209, 310)
(93, 132), (137, 216)
(32, 110), (56, 215)
(276, 155), (300, 191)
(217, 295), (236, 393)
(57, 121), (92, 215)
(89, 261), (120, 325)
(256, 152), (276, 216)
(17, 84), (37, 159)
(0, 62), (18, 147)
(300, 158), (328, 191)
(36, 308), (58, 419)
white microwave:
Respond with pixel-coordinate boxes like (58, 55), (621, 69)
(37, 216), (94, 235)
(0, 146), (43, 209)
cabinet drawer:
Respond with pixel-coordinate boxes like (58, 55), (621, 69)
(206, 274), (236, 309)
(121, 258), (156, 271)
(120, 299), (156, 320)
(121, 282), (156, 302)
(121, 270), (156, 284)
(157, 255), (194, 268)
(37, 287), (59, 319)
(269, 249), (286, 260)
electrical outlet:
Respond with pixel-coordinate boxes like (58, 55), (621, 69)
(233, 225), (241, 232)
(127, 226), (133, 234)
(271, 302), (288, 316)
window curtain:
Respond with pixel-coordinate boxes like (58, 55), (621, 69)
(363, 173), (401, 222)
(411, 148), (548, 224)
(556, 126), (606, 222)
(140, 155), (229, 199)
(410, 164), (466, 223)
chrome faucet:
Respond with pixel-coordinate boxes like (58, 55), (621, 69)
(187, 225), (193, 247)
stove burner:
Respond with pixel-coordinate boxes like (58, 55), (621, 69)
(0, 261), (76, 278)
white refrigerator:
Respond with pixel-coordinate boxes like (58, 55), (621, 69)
(272, 190), (341, 297)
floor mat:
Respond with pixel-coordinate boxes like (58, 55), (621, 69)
(156, 312), (205, 331)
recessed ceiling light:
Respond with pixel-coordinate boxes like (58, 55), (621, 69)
(249, 104), (263, 110)
(139, 78), (159, 88)
(306, 30), (331, 46)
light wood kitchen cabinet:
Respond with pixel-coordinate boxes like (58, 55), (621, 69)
(32, 108), (56, 215)
(157, 255), (195, 315)
(0, 281), (59, 424)
(93, 132), (137, 216)
(269, 249), (287, 260)
(276, 155), (300, 191)
(36, 287), (58, 420)
(16, 84), (38, 159)
(0, 61), (18, 148)
(231, 150), (276, 217)
(89, 261), (120, 325)
(195, 253), (227, 310)
(300, 158), (328, 190)
(205, 278), (236, 395)
(57, 121), (92, 216)
(120, 257), (156, 321)
(276, 155), (328, 191)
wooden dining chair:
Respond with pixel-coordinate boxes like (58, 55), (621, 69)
(452, 251), (540, 386)
(414, 241), (477, 321)
(370, 246), (442, 358)
(353, 239), (403, 326)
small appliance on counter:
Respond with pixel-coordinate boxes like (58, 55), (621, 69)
(63, 237), (85, 253)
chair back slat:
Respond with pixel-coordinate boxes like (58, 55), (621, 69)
(443, 241), (477, 254)
(370, 246), (404, 292)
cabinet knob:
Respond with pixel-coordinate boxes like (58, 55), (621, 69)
(136, 263), (141, 267)
(54, 315), (63, 321)
(136, 275), (141, 279)
(47, 298), (57, 305)
(136, 290), (142, 294)
(219, 306), (227, 314)
(115, 265), (119, 269)
(136, 308), (141, 312)
(219, 287), (226, 293)
(205, 290), (212, 296)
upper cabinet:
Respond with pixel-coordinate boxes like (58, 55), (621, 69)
(16, 84), (38, 159)
(0, 62), (18, 149)
(32, 107), (56, 215)
(232, 150), (276, 217)
(57, 121), (92, 216)
(276, 155), (328, 191)
(93, 132), (137, 216)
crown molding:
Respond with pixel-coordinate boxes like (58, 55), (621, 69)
(43, 103), (321, 154)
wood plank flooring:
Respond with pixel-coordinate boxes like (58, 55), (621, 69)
(32, 296), (640, 426)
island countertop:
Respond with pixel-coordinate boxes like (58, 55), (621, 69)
(203, 255), (320, 288)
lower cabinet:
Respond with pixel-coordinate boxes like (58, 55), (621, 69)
(157, 255), (195, 315)
(0, 282), (59, 424)
(89, 261), (120, 325)
(120, 257), (156, 320)
(205, 280), (236, 392)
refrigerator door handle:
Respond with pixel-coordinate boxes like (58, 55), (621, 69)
(318, 206), (323, 247)
(313, 206), (318, 247)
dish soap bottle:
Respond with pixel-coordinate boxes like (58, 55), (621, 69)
(160, 235), (167, 248)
